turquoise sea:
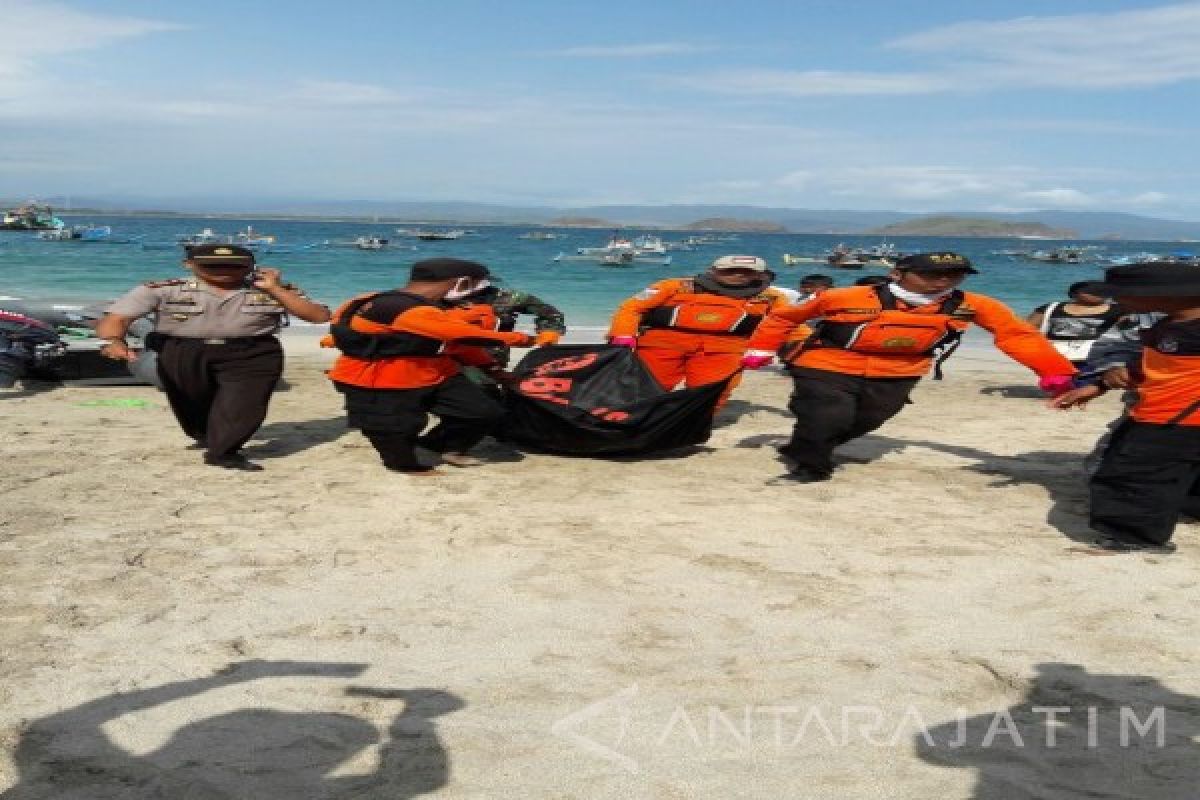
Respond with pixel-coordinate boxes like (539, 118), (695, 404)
(0, 215), (1177, 328)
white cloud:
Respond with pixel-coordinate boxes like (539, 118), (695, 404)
(1018, 188), (1097, 208)
(677, 69), (951, 96)
(289, 80), (415, 107)
(1130, 191), (1169, 206)
(670, 166), (1181, 214)
(820, 166), (1032, 200)
(0, 1), (181, 98)
(543, 42), (717, 58)
(678, 2), (1200, 96)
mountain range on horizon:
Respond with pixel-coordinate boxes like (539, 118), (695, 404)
(9, 195), (1200, 240)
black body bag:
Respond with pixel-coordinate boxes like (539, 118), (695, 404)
(500, 345), (727, 456)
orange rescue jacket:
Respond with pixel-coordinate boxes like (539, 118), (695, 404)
(749, 285), (1076, 379)
(327, 291), (528, 389)
(608, 278), (793, 354)
(1130, 320), (1200, 426)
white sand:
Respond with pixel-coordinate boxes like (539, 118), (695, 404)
(1, 334), (1197, 798)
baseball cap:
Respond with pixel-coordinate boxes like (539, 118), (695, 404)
(711, 255), (769, 272)
(894, 252), (978, 274)
(410, 258), (491, 282)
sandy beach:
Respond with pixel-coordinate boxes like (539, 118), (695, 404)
(2, 333), (1197, 798)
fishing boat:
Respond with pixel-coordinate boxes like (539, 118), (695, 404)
(782, 244), (873, 269)
(413, 229), (466, 241)
(631, 235), (668, 255)
(234, 226), (278, 248)
(177, 227), (232, 246)
(2, 203), (65, 231)
(576, 232), (669, 258)
(553, 251), (672, 267)
(354, 235), (389, 250)
(169, 226), (311, 254)
(1021, 247), (1097, 265)
(36, 225), (139, 244)
(782, 254), (826, 266)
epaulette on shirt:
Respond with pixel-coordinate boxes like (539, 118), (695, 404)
(143, 278), (189, 289)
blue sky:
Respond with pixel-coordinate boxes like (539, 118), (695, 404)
(2, 0), (1198, 217)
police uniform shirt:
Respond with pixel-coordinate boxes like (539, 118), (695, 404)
(107, 278), (304, 338)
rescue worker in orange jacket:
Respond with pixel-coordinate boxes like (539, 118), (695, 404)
(1051, 262), (1200, 554)
(743, 252), (1077, 482)
(606, 255), (794, 410)
(327, 258), (533, 474)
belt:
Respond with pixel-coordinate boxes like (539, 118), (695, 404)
(163, 334), (277, 346)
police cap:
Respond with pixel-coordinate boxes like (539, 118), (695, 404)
(894, 251), (978, 274)
(186, 244), (256, 267)
(410, 258), (491, 282)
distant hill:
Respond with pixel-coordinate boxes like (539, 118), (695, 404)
(868, 215), (1076, 239)
(18, 195), (1200, 240)
(546, 216), (619, 228)
(684, 217), (788, 233)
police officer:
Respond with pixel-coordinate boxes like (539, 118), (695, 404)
(95, 244), (330, 470)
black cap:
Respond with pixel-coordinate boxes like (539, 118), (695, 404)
(895, 251), (978, 274)
(1080, 261), (1200, 297)
(409, 258), (491, 282)
(186, 244), (256, 267)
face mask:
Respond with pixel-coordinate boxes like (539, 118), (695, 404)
(444, 278), (491, 302)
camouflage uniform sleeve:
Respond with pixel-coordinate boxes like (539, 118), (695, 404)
(1083, 313), (1158, 373)
(509, 291), (567, 333)
(105, 285), (163, 318)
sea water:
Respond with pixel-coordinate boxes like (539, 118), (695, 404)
(0, 215), (1172, 330)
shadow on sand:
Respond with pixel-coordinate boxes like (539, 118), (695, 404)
(917, 662), (1200, 799)
(1, 660), (464, 799)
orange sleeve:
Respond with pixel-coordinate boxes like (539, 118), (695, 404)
(967, 293), (1077, 376)
(607, 280), (681, 339)
(747, 294), (827, 352)
(391, 306), (528, 345)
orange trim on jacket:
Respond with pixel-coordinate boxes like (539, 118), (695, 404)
(1131, 348), (1200, 426)
(607, 278), (792, 354)
(328, 300), (528, 389)
(748, 285), (1076, 379)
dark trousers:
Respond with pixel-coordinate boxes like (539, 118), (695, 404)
(155, 336), (283, 459)
(336, 374), (506, 471)
(781, 366), (919, 474)
(1090, 420), (1200, 546)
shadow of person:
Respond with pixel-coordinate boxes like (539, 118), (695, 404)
(347, 687), (467, 798)
(714, 398), (793, 427)
(1, 660), (465, 800)
(243, 417), (352, 459)
(916, 662), (1200, 799)
(860, 435), (1095, 543)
